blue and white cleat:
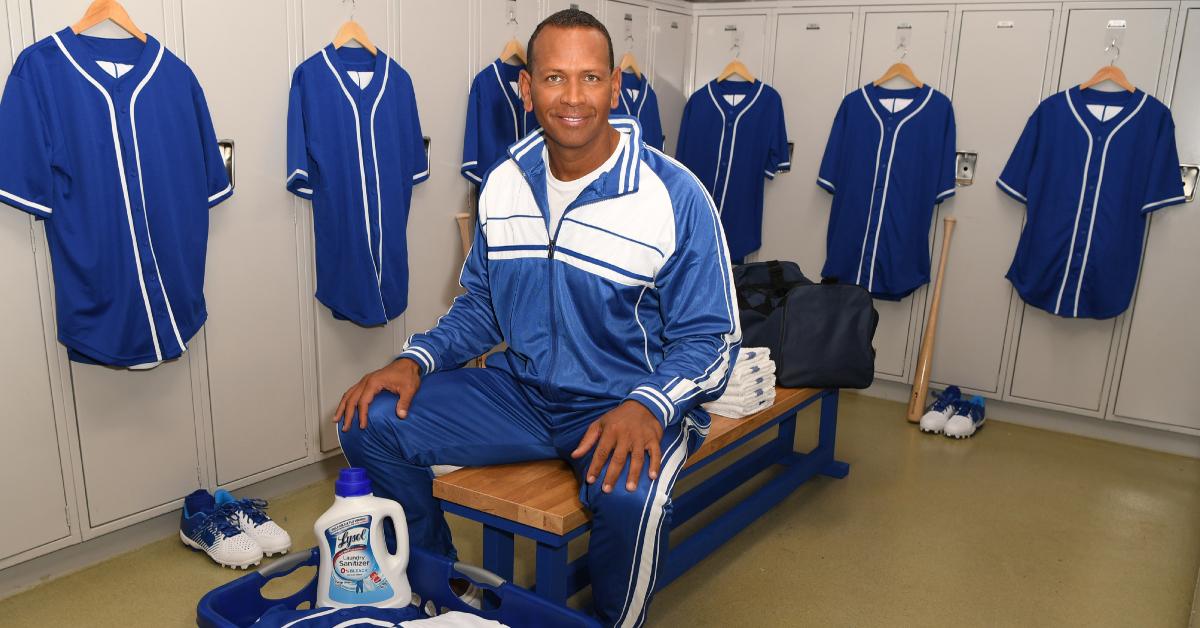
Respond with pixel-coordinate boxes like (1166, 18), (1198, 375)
(214, 489), (292, 557)
(944, 395), (986, 439)
(180, 489), (263, 569)
(918, 386), (962, 434)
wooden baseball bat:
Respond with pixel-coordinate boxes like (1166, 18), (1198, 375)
(907, 216), (957, 422)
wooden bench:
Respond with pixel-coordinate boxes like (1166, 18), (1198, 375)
(433, 387), (849, 605)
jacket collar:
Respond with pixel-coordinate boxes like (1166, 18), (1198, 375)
(506, 115), (645, 200)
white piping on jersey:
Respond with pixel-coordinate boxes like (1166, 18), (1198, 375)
(280, 608), (339, 628)
(717, 82), (765, 212)
(817, 176), (836, 191)
(936, 187), (955, 200)
(704, 85), (727, 210)
(868, 88), (933, 292)
(130, 44), (186, 353)
(52, 33), (163, 362)
(208, 184), (233, 203)
(1056, 91), (1095, 316)
(1143, 196), (1185, 211)
(412, 169), (429, 181)
(637, 85), (648, 118)
(286, 169), (308, 185)
(368, 57), (391, 287)
(634, 286), (653, 370)
(321, 49), (387, 316)
(0, 189), (52, 214)
(296, 187), (313, 195)
(1072, 92), (1147, 317)
(856, 87), (886, 286)
(491, 62), (520, 142)
(997, 178), (1026, 201)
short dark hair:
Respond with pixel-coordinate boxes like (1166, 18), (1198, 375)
(526, 8), (614, 72)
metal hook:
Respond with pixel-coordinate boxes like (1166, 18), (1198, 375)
(506, 0), (518, 27)
(897, 42), (910, 60)
(343, 0), (356, 22)
(1106, 38), (1120, 66)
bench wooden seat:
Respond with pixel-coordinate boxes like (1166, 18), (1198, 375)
(432, 386), (848, 606)
(433, 387), (824, 535)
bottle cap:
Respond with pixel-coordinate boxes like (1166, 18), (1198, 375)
(335, 467), (373, 497)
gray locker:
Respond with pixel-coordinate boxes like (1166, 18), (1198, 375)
(299, 0), (407, 453)
(0, 3), (73, 562)
(931, 8), (1056, 395)
(480, 0), (539, 69)
(1114, 5), (1200, 431)
(183, 0), (308, 485)
(651, 8), (691, 155)
(694, 14), (768, 86)
(546, 0), (600, 17)
(855, 8), (951, 380)
(605, 1), (650, 77)
(1008, 6), (1173, 413)
(761, 11), (855, 282)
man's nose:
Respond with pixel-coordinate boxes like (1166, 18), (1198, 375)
(561, 77), (585, 106)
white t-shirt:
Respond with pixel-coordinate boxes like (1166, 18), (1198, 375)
(544, 131), (628, 235)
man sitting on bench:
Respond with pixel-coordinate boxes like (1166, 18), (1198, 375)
(334, 9), (740, 627)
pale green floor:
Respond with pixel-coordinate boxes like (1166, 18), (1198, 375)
(2, 393), (1199, 627)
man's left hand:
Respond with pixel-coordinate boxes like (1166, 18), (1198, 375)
(571, 400), (664, 493)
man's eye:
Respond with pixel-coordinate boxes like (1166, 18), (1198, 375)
(584, 74), (600, 82)
(546, 75), (563, 83)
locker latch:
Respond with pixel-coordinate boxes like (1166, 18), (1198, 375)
(423, 136), (431, 163)
(1182, 164), (1199, 202)
(218, 139), (235, 188)
(955, 151), (978, 186)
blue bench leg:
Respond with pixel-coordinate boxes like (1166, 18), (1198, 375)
(817, 390), (850, 479)
(482, 525), (515, 581)
(535, 541), (570, 605)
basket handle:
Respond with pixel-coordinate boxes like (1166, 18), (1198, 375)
(452, 562), (506, 588)
(259, 548), (318, 577)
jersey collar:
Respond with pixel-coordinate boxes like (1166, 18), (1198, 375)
(52, 27), (162, 92)
(862, 83), (932, 120)
(617, 71), (649, 115)
(321, 43), (389, 102)
(1065, 85), (1146, 135)
(506, 115), (645, 201)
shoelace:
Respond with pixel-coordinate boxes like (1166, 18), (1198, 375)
(208, 504), (248, 539)
(231, 498), (271, 526)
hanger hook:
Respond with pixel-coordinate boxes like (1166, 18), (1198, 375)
(897, 42), (909, 60)
(507, 0), (518, 28)
(343, 0), (356, 22)
(1106, 38), (1120, 66)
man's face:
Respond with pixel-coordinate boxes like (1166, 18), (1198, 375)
(520, 26), (620, 151)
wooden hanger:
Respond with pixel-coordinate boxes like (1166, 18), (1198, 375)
(333, 20), (377, 55)
(72, 0), (147, 42)
(718, 58), (754, 82)
(874, 62), (923, 88)
(618, 51), (642, 79)
(1080, 40), (1134, 92)
(499, 38), (526, 65)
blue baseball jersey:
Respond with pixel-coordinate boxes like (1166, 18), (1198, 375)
(0, 29), (231, 367)
(676, 80), (790, 261)
(999, 88), (1185, 319)
(287, 46), (429, 326)
(818, 84), (957, 300)
(612, 71), (664, 151)
(461, 59), (538, 185)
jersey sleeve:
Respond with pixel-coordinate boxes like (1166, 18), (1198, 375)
(996, 104), (1041, 204)
(934, 103), (957, 204)
(623, 179), (742, 427)
(0, 73), (54, 219)
(285, 67), (314, 200)
(460, 76), (484, 185)
(764, 96), (791, 180)
(643, 86), (665, 151)
(816, 97), (848, 194)
(192, 76), (232, 208)
(403, 71), (430, 185)
(1140, 113), (1186, 214)
(674, 95), (694, 162)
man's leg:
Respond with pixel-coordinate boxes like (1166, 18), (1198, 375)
(338, 367), (555, 559)
(557, 417), (694, 628)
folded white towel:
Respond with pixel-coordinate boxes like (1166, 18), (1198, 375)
(735, 351), (771, 371)
(739, 347), (771, 362)
(722, 374), (776, 395)
(715, 386), (774, 405)
(732, 360), (775, 379)
(704, 394), (774, 418)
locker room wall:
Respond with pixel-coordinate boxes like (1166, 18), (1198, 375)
(1, 0), (1196, 572)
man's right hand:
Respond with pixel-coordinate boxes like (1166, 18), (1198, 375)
(334, 358), (423, 432)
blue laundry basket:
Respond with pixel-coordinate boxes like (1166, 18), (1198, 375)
(196, 546), (600, 628)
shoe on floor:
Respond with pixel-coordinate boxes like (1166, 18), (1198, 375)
(180, 489), (264, 569)
(945, 395), (986, 439)
(214, 489), (292, 556)
(919, 385), (962, 434)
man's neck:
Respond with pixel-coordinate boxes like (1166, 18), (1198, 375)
(546, 125), (621, 182)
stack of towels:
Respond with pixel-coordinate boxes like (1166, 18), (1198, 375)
(702, 347), (777, 418)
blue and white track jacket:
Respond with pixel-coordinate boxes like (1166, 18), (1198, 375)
(400, 117), (741, 427)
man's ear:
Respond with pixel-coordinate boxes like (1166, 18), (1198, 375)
(610, 68), (621, 110)
(519, 69), (534, 113)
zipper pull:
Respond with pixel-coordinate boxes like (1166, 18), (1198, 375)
(547, 240), (556, 259)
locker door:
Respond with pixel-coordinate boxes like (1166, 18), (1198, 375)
(652, 9), (692, 155)
(300, 0), (406, 453)
(933, 9), (1055, 394)
(1114, 6), (1200, 430)
(183, 0), (308, 485)
(694, 14), (768, 87)
(480, 0), (539, 69)
(400, 2), (472, 338)
(0, 4), (72, 561)
(1008, 6), (1173, 413)
(605, 2), (649, 77)
(545, 0), (600, 17)
(856, 9), (950, 380)
(30, 0), (206, 530)
(762, 12), (855, 278)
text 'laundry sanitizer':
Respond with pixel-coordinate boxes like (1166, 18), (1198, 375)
(315, 468), (411, 608)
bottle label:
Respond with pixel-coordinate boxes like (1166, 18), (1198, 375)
(324, 514), (394, 604)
